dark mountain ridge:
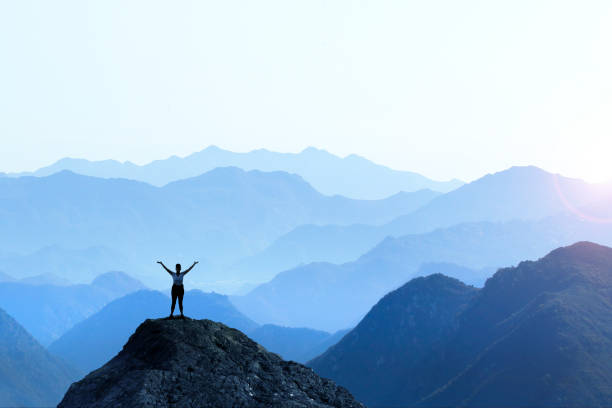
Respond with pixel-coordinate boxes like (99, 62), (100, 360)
(58, 318), (364, 408)
(310, 242), (612, 407)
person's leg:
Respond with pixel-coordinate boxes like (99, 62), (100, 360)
(170, 286), (177, 317)
(178, 286), (184, 317)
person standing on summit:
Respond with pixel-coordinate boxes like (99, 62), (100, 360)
(157, 260), (198, 318)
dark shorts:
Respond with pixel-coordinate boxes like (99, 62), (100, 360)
(171, 284), (184, 298)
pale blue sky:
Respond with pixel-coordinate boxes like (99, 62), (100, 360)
(1, 1), (611, 182)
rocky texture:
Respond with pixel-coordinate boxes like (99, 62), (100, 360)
(58, 318), (364, 408)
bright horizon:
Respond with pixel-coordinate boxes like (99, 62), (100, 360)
(1, 1), (611, 183)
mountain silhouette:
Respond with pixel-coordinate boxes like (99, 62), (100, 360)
(0, 307), (79, 407)
(229, 166), (612, 282)
(11, 145), (462, 199)
(0, 245), (135, 283)
(0, 271), (145, 345)
(310, 242), (612, 407)
(0, 168), (439, 287)
(58, 318), (364, 407)
(233, 199), (612, 332)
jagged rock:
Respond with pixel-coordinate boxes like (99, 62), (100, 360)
(58, 317), (365, 408)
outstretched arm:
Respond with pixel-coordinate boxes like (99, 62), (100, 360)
(183, 261), (199, 274)
(157, 261), (173, 274)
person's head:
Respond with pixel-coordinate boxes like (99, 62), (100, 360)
(175, 263), (181, 273)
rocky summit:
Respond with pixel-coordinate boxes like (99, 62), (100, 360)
(58, 317), (364, 408)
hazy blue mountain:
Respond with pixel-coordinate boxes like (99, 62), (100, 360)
(0, 307), (80, 407)
(248, 325), (347, 363)
(49, 289), (258, 373)
(0, 169), (440, 288)
(11, 146), (463, 199)
(0, 245), (135, 283)
(309, 274), (477, 406)
(232, 213), (612, 332)
(48, 290), (169, 374)
(91, 270), (147, 296)
(228, 166), (611, 283)
(0, 271), (145, 345)
(228, 224), (384, 283)
(386, 165), (610, 235)
(311, 242), (612, 407)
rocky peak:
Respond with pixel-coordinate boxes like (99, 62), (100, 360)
(58, 317), (364, 408)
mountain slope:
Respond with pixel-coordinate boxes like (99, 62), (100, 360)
(49, 289), (258, 373)
(387, 166), (609, 235)
(58, 318), (364, 408)
(0, 307), (79, 407)
(311, 242), (612, 407)
(13, 146), (462, 198)
(309, 274), (477, 406)
(0, 271), (145, 345)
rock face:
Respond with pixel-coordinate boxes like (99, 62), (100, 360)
(58, 318), (364, 408)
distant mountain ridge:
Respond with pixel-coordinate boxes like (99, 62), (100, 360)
(7, 146), (463, 199)
(232, 209), (612, 332)
(0, 271), (145, 345)
(310, 242), (612, 407)
(0, 168), (439, 289)
(227, 166), (612, 282)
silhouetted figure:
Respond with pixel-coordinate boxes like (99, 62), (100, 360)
(157, 261), (198, 318)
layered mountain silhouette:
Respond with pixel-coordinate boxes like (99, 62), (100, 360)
(0, 307), (79, 407)
(0, 271), (145, 345)
(232, 166), (612, 281)
(233, 185), (612, 332)
(58, 318), (364, 408)
(0, 245), (134, 283)
(0, 168), (438, 287)
(11, 146), (462, 199)
(310, 242), (612, 407)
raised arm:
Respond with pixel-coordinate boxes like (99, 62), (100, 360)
(183, 261), (199, 274)
(157, 261), (173, 274)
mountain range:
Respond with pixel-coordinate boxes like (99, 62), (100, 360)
(8, 146), (462, 199)
(310, 242), (612, 407)
(232, 211), (612, 332)
(230, 166), (612, 282)
(0, 168), (439, 288)
(0, 271), (145, 345)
